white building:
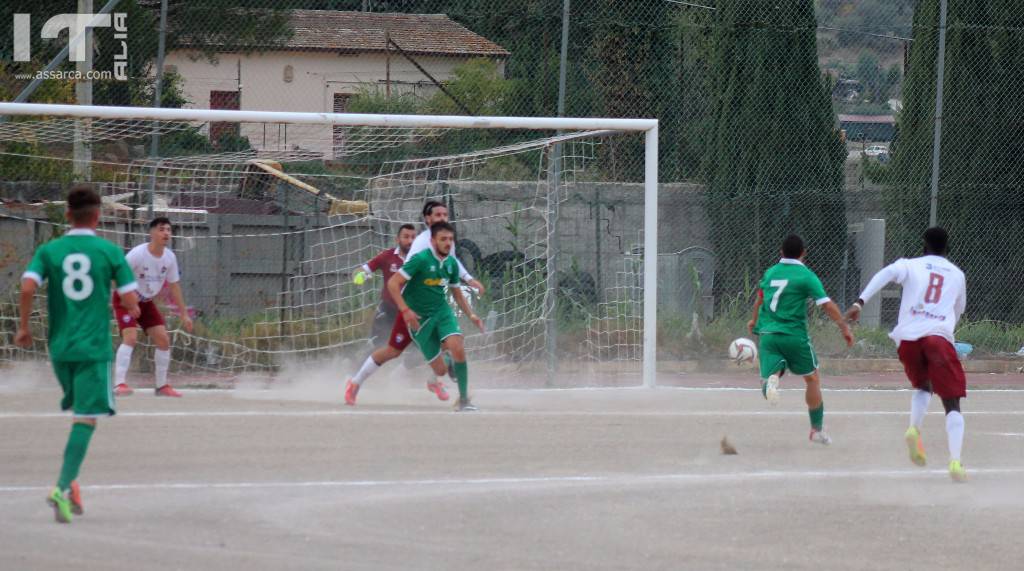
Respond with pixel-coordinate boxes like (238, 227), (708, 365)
(163, 10), (509, 158)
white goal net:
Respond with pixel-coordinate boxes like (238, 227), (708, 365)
(0, 104), (658, 388)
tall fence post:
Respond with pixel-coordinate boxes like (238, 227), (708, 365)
(858, 218), (886, 328)
(148, 0), (169, 160)
(928, 0), (949, 227)
(73, 0), (94, 182)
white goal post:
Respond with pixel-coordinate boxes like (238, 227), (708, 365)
(0, 102), (660, 387)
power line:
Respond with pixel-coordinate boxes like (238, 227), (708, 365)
(818, 26), (912, 42)
(664, 0), (716, 10)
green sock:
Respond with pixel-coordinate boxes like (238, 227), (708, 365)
(809, 404), (825, 431)
(57, 423), (95, 492)
(453, 361), (468, 400)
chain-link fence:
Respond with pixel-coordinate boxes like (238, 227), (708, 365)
(2, 1), (1024, 385)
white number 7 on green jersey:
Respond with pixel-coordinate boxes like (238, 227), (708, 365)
(769, 279), (789, 312)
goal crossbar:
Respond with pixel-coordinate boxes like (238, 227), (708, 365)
(0, 102), (660, 388)
(0, 103), (657, 132)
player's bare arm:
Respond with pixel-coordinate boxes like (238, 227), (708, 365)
(387, 272), (419, 331)
(821, 301), (854, 347)
(845, 261), (905, 322)
(466, 277), (485, 297)
(15, 277), (38, 348)
(450, 286), (485, 332)
(169, 282), (193, 332)
(119, 290), (141, 319)
(747, 290), (763, 335)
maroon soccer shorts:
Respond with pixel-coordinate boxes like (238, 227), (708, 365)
(897, 336), (967, 399)
(387, 311), (412, 351)
(113, 292), (166, 332)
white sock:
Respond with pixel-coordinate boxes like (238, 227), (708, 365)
(115, 344), (134, 386)
(946, 411), (965, 462)
(154, 349), (171, 389)
(910, 390), (932, 429)
(352, 356), (380, 385)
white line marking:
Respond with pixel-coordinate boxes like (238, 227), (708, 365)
(4, 409), (1024, 420)
(2, 467), (1023, 494)
(978, 432), (1024, 437)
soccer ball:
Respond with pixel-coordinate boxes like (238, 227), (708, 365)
(729, 338), (758, 365)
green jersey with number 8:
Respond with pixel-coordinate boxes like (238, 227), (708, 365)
(22, 229), (138, 362)
(753, 258), (831, 340)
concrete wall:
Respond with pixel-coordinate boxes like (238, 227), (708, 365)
(1, 181), (888, 321)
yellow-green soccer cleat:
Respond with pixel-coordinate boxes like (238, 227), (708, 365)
(949, 460), (967, 483)
(46, 487), (73, 523)
(904, 426), (927, 467)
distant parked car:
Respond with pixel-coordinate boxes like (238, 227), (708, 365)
(864, 144), (889, 160)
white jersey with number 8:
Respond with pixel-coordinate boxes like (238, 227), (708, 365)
(858, 255), (967, 344)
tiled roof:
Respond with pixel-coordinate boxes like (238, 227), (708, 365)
(178, 10), (509, 58)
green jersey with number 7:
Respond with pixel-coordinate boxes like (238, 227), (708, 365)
(753, 258), (832, 340)
(23, 229), (138, 362)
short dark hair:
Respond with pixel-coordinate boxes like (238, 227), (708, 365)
(782, 234), (805, 259)
(924, 226), (949, 255)
(149, 216), (172, 230)
(422, 200), (446, 218)
(430, 221), (455, 238)
(398, 223), (416, 235)
(66, 184), (101, 224)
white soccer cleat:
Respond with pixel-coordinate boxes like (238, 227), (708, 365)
(763, 374), (780, 406)
(809, 429), (832, 446)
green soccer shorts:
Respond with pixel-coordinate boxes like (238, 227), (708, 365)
(758, 334), (819, 378)
(52, 360), (116, 417)
(410, 308), (462, 363)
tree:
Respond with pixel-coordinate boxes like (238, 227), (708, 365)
(420, 58), (512, 117)
(703, 0), (847, 304)
(583, 0), (677, 181)
(856, 53), (884, 103)
(886, 0), (1024, 320)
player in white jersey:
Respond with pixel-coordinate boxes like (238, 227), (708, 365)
(112, 217), (194, 397)
(845, 227), (968, 482)
(343, 201), (485, 405)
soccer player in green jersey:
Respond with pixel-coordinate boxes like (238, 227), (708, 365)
(387, 222), (484, 412)
(15, 186), (140, 523)
(747, 235), (853, 445)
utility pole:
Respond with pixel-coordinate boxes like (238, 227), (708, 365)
(74, 0), (94, 181)
(928, 0), (949, 227)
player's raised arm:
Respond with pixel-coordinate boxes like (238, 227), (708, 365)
(846, 260), (908, 322)
(354, 251), (385, 284)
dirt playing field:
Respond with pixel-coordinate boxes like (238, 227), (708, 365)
(2, 370), (1024, 570)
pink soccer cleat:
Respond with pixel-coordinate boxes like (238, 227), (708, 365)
(344, 380), (359, 406)
(427, 381), (450, 402)
(155, 385), (183, 398)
